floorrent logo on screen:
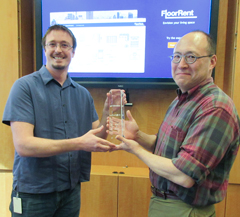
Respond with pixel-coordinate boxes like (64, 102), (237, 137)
(161, 8), (201, 30)
(161, 9), (197, 19)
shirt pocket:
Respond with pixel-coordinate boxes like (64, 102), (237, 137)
(161, 125), (187, 158)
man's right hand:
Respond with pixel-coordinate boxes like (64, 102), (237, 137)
(78, 125), (116, 152)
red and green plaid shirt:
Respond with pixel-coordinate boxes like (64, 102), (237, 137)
(150, 78), (240, 206)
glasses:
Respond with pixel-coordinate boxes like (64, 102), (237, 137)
(45, 42), (73, 51)
(169, 54), (213, 64)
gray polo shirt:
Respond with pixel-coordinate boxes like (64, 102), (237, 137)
(2, 65), (98, 193)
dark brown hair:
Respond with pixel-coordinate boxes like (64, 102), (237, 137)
(42, 24), (77, 51)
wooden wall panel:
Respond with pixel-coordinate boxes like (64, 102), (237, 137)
(79, 167), (118, 217)
(215, 0), (238, 96)
(0, 0), (18, 170)
(18, 0), (34, 77)
(225, 184), (240, 217)
(229, 151), (240, 184)
(214, 0), (229, 91)
(223, 0), (238, 97)
(215, 199), (226, 217)
(0, 172), (13, 217)
(229, 0), (240, 185)
(0, 0), (34, 170)
(80, 166), (151, 217)
(233, 0), (240, 115)
(118, 176), (151, 217)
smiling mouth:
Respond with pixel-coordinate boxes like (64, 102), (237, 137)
(54, 56), (64, 60)
(176, 72), (191, 76)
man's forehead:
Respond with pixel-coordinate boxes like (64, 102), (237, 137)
(174, 34), (206, 54)
(45, 30), (72, 42)
(173, 51), (196, 55)
(46, 30), (71, 38)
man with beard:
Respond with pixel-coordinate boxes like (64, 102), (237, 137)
(2, 25), (117, 217)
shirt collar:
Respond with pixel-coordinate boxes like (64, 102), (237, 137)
(176, 77), (214, 98)
(39, 65), (76, 88)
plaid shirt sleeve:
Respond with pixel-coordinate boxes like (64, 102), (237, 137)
(172, 107), (239, 186)
(151, 80), (240, 206)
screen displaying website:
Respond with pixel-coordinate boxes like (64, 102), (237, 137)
(41, 0), (212, 79)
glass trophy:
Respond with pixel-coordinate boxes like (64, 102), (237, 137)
(108, 89), (125, 142)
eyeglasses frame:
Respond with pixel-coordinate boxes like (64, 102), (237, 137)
(169, 54), (214, 64)
(45, 42), (73, 51)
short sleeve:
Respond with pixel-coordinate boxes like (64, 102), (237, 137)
(2, 78), (35, 126)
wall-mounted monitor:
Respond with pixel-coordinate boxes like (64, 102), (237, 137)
(34, 0), (219, 89)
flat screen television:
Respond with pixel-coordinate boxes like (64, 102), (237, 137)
(34, 0), (219, 89)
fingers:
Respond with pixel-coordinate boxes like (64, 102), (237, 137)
(99, 138), (116, 148)
(106, 92), (111, 102)
(126, 110), (134, 121)
(109, 143), (124, 152)
(122, 93), (127, 105)
(91, 125), (104, 135)
(116, 135), (126, 143)
(95, 144), (114, 152)
(92, 138), (116, 152)
(90, 126), (116, 148)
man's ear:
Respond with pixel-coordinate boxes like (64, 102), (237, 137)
(72, 50), (75, 58)
(210, 54), (217, 70)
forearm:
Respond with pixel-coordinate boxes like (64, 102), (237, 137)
(11, 121), (115, 157)
(134, 147), (195, 188)
(13, 136), (79, 158)
(135, 131), (157, 152)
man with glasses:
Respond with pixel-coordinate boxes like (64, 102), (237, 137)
(112, 30), (240, 216)
(2, 24), (119, 217)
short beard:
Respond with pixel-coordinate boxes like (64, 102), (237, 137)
(52, 64), (65, 70)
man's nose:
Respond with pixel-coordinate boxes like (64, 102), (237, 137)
(54, 44), (63, 52)
(178, 56), (188, 67)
